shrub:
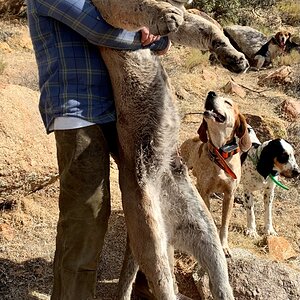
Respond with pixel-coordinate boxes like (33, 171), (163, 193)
(188, 0), (282, 24)
(0, 0), (26, 18)
(188, 0), (241, 24)
(276, 0), (300, 26)
(240, 0), (278, 7)
(274, 50), (300, 67)
(184, 49), (210, 70)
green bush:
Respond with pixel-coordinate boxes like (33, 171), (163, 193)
(189, 0), (241, 23)
(188, 0), (281, 23)
(240, 0), (278, 7)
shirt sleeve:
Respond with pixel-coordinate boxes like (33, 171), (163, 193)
(35, 0), (169, 51)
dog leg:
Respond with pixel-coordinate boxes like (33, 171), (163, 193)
(220, 193), (235, 257)
(263, 182), (278, 236)
(195, 182), (211, 211)
(117, 237), (139, 300)
(162, 166), (234, 300)
(253, 55), (265, 71)
(92, 0), (184, 35)
(202, 195), (211, 211)
(119, 167), (177, 300)
(244, 192), (259, 238)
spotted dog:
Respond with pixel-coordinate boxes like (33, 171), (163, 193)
(240, 126), (300, 237)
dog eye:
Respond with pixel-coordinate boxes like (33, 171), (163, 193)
(277, 152), (289, 163)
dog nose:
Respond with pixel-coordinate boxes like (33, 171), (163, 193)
(207, 91), (217, 100)
(205, 91), (217, 109)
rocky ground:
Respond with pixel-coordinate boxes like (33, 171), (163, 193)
(0, 16), (300, 300)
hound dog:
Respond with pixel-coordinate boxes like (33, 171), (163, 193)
(240, 126), (300, 237)
(253, 30), (291, 70)
(180, 92), (251, 257)
(91, 0), (249, 299)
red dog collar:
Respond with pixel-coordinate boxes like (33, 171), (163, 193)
(207, 141), (240, 179)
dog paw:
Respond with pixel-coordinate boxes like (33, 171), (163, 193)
(150, 3), (184, 35)
(265, 227), (278, 236)
(245, 228), (260, 239)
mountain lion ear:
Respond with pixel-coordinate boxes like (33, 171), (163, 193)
(235, 114), (251, 152)
(197, 119), (208, 143)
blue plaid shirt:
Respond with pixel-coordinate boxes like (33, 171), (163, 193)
(27, 0), (169, 133)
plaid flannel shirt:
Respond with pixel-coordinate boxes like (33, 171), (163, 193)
(27, 0), (169, 133)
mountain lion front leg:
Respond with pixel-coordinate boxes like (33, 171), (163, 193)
(169, 11), (249, 73)
(92, 0), (184, 35)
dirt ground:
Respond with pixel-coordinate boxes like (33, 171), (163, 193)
(0, 19), (299, 300)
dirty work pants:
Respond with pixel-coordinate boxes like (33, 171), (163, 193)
(51, 123), (118, 300)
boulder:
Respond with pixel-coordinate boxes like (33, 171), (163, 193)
(244, 114), (274, 141)
(224, 25), (268, 59)
(223, 80), (246, 98)
(258, 66), (293, 87)
(279, 98), (300, 120)
(267, 236), (298, 261)
(193, 248), (300, 300)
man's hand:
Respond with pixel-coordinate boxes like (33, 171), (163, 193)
(140, 27), (171, 55)
(140, 27), (161, 46)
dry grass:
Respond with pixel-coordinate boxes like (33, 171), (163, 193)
(184, 49), (210, 71)
(277, 0), (300, 26)
(0, 55), (6, 74)
(274, 50), (300, 67)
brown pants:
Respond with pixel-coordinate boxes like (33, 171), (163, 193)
(51, 123), (118, 300)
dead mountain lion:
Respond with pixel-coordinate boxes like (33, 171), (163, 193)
(92, 0), (249, 299)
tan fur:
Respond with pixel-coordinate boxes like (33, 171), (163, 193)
(90, 1), (249, 299)
(181, 94), (251, 257)
(187, 8), (223, 30)
(93, 0), (249, 73)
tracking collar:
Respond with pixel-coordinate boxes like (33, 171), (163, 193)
(207, 138), (240, 179)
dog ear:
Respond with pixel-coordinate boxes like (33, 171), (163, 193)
(197, 119), (208, 143)
(235, 114), (252, 152)
(256, 142), (276, 179)
(275, 31), (280, 41)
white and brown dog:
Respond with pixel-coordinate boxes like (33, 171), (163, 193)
(253, 30), (291, 70)
(240, 126), (300, 237)
(180, 91), (251, 257)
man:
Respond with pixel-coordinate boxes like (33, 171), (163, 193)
(26, 0), (171, 299)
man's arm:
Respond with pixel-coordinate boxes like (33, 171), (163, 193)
(35, 0), (169, 51)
